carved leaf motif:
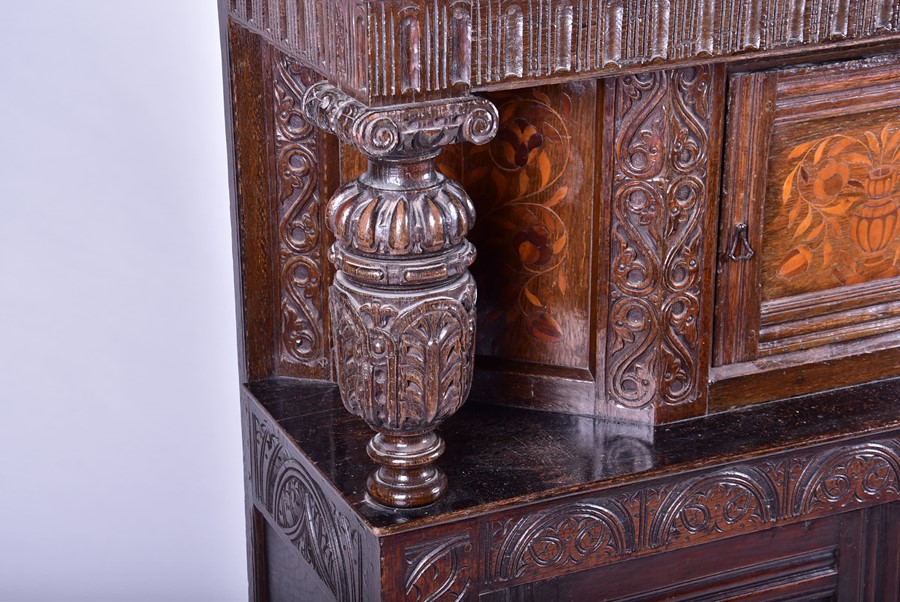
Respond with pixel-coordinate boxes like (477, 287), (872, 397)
(404, 535), (472, 602)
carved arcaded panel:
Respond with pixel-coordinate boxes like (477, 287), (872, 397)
(404, 534), (474, 602)
(271, 54), (331, 377)
(487, 500), (635, 584)
(604, 66), (718, 421)
(791, 441), (900, 516)
(231, 0), (900, 103)
(247, 404), (365, 602)
(481, 438), (900, 587)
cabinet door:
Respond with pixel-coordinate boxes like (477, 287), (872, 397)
(712, 55), (900, 409)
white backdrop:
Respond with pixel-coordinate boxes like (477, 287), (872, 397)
(0, 1), (246, 600)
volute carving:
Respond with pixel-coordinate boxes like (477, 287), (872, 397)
(299, 80), (499, 508)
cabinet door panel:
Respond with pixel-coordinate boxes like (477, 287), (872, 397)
(713, 55), (900, 409)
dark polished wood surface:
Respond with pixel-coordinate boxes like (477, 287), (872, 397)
(248, 374), (900, 533)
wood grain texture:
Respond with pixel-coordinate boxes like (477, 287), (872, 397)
(228, 0), (900, 104)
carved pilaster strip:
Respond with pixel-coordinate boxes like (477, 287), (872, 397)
(271, 55), (331, 375)
(604, 65), (721, 423)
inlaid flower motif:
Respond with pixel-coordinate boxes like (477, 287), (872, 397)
(496, 117), (545, 169)
(514, 225), (554, 268)
(811, 158), (850, 201)
(778, 122), (900, 285)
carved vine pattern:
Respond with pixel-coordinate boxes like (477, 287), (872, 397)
(273, 55), (329, 369)
(248, 410), (363, 602)
(776, 121), (900, 288)
(404, 534), (473, 602)
(462, 88), (573, 345)
(607, 67), (710, 410)
(484, 438), (900, 585)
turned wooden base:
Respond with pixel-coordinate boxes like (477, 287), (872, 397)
(366, 433), (447, 508)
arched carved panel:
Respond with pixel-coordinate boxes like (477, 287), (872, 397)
(792, 441), (900, 515)
(649, 468), (780, 547)
(488, 500), (634, 583)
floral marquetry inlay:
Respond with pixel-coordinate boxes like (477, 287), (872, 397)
(764, 114), (900, 298)
(456, 83), (595, 371)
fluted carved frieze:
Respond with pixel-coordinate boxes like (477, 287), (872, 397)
(230, 0), (900, 104)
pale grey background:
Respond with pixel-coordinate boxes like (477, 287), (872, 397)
(0, 1), (246, 600)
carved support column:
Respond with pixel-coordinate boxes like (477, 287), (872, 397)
(300, 82), (498, 507)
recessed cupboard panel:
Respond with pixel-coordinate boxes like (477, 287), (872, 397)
(713, 55), (900, 409)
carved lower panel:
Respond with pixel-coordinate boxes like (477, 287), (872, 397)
(482, 437), (900, 587)
(604, 65), (720, 422)
(246, 403), (364, 602)
(271, 54), (331, 376)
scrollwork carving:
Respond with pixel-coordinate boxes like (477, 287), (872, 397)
(273, 55), (329, 371)
(605, 65), (714, 417)
(649, 468), (779, 547)
(489, 501), (634, 583)
(793, 441), (900, 515)
(301, 81), (498, 158)
(248, 412), (363, 602)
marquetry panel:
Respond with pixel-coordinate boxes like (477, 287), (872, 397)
(456, 83), (597, 373)
(713, 54), (900, 407)
(229, 0), (900, 104)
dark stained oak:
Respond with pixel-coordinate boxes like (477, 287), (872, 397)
(219, 0), (900, 597)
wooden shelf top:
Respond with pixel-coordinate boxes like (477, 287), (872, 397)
(245, 375), (900, 534)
